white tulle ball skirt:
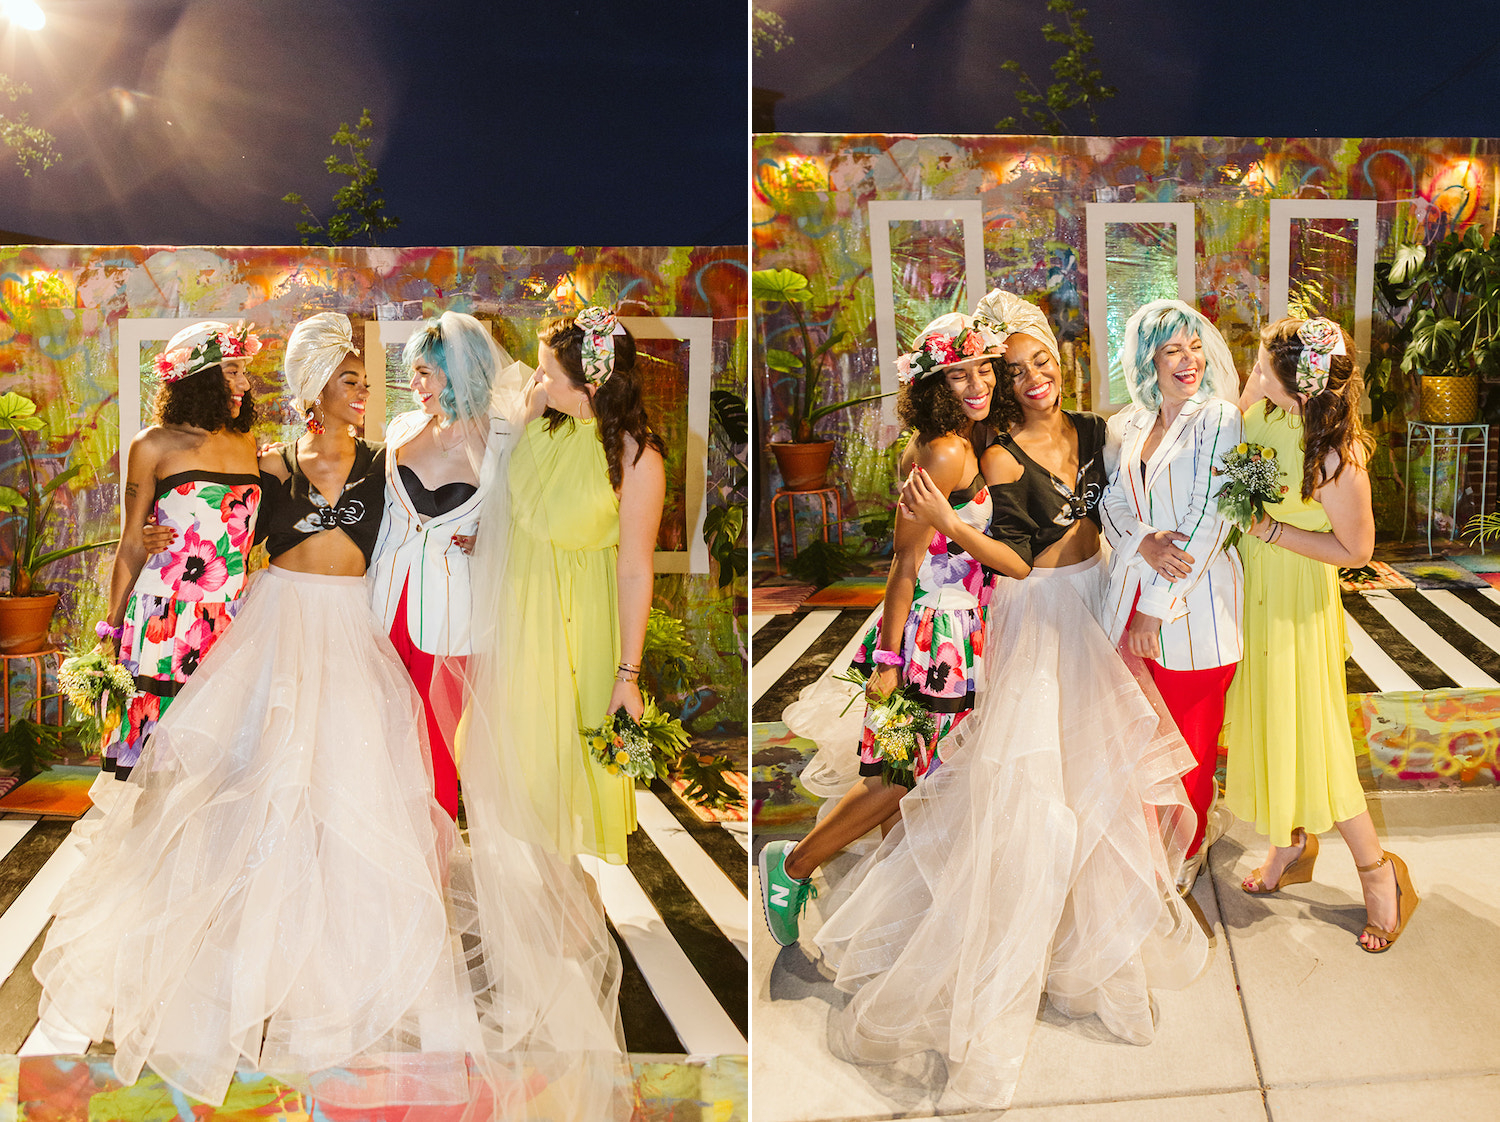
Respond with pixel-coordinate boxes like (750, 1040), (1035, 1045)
(813, 556), (1210, 1110)
(35, 566), (485, 1105)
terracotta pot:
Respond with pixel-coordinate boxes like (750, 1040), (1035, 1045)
(0, 592), (59, 655)
(1419, 375), (1478, 424)
(770, 440), (834, 491)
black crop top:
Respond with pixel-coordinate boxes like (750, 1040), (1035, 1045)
(257, 439), (387, 566)
(398, 464), (478, 519)
(986, 411), (1108, 566)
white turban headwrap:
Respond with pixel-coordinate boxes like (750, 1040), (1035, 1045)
(972, 288), (1060, 367)
(284, 312), (359, 411)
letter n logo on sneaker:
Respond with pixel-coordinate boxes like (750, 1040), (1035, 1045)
(770, 884), (790, 907)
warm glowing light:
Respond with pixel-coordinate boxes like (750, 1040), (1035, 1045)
(1, 1), (46, 31)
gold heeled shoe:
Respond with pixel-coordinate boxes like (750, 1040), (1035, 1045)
(1356, 852), (1418, 953)
(1241, 829), (1319, 894)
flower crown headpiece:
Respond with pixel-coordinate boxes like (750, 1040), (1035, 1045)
(895, 316), (1006, 385)
(147, 323), (262, 383)
(1295, 318), (1346, 397)
(577, 306), (628, 385)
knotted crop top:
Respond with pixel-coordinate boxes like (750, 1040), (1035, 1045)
(258, 439), (387, 566)
(397, 464), (478, 519)
(986, 411), (1108, 566)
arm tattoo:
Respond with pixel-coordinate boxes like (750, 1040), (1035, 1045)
(125, 482), (138, 499)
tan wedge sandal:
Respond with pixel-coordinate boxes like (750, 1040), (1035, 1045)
(1356, 852), (1418, 953)
(1241, 828), (1319, 894)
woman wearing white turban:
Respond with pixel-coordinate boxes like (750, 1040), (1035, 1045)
(815, 289), (1209, 1111)
(35, 311), (624, 1112)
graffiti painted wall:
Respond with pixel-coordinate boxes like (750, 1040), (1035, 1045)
(0, 244), (748, 735)
(753, 134), (1500, 538)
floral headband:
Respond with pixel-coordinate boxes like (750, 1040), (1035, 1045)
(147, 323), (262, 383)
(577, 306), (628, 385)
(895, 317), (1006, 385)
(1295, 318), (1346, 397)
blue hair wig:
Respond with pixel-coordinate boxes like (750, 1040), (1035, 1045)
(401, 311), (501, 422)
(1119, 299), (1239, 410)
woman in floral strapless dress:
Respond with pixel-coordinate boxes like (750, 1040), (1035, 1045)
(99, 321), (263, 779)
(762, 311), (1026, 947)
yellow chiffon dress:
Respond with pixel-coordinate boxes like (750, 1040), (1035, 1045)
(507, 415), (636, 863)
(1224, 406), (1367, 846)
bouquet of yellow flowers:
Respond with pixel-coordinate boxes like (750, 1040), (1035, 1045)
(1213, 442), (1289, 540)
(833, 667), (937, 786)
(582, 697), (692, 784)
(57, 647), (136, 747)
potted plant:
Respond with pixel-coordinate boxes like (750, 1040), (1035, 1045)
(1375, 224), (1500, 424)
(753, 267), (892, 490)
(0, 391), (118, 653)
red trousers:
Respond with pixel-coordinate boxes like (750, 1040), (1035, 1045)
(1125, 596), (1236, 859)
(1148, 659), (1236, 858)
(388, 577), (463, 821)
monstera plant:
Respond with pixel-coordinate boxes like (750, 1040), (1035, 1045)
(754, 267), (892, 490)
(0, 391), (118, 653)
(1375, 225), (1500, 423)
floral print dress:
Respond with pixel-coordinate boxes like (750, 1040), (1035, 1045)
(852, 480), (995, 784)
(104, 471), (262, 776)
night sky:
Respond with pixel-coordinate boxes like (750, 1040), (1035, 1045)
(755, 0), (1500, 140)
(0, 0), (746, 247)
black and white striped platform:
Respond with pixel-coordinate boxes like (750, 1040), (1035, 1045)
(752, 584), (1500, 722)
(0, 780), (748, 1057)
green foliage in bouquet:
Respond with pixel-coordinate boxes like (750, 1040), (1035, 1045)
(832, 667), (937, 787)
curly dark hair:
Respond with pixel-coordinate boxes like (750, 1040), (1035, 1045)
(153, 364), (255, 432)
(897, 360), (999, 440)
(1260, 318), (1373, 501)
(986, 358), (1027, 432)
(539, 316), (666, 489)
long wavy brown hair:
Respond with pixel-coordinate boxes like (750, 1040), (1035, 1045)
(1260, 318), (1373, 501)
(539, 316), (665, 490)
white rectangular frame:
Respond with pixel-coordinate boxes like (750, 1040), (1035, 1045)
(367, 316), (711, 575)
(869, 200), (988, 424)
(1268, 199), (1378, 377)
(1085, 202), (1196, 415)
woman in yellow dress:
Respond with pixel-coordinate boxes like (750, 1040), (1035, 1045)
(503, 307), (666, 863)
(1226, 316), (1417, 952)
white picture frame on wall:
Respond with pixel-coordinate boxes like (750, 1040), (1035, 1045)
(868, 199), (988, 424)
(369, 315), (712, 575)
(1267, 198), (1378, 373)
(1085, 202), (1197, 415)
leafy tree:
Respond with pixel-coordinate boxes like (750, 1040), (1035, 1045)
(996, 0), (1116, 135)
(283, 109), (401, 246)
(753, 7), (792, 58)
(0, 75), (57, 177)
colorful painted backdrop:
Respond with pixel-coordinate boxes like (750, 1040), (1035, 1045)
(753, 134), (1500, 539)
(0, 244), (748, 735)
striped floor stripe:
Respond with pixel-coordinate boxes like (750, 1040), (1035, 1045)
(0, 788), (745, 1059)
(753, 591), (1500, 732)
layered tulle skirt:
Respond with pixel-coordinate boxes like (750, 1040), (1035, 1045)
(34, 567), (487, 1104)
(812, 557), (1210, 1109)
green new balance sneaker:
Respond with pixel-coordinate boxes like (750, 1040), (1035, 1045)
(759, 839), (817, 947)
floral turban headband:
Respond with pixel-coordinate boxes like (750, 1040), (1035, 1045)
(895, 312), (1006, 385)
(1296, 318), (1347, 396)
(147, 321), (262, 383)
(577, 306), (628, 385)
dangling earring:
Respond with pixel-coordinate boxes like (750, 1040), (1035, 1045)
(306, 404), (325, 435)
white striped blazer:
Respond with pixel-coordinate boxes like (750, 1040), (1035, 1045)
(1100, 397), (1244, 671)
(368, 410), (509, 655)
